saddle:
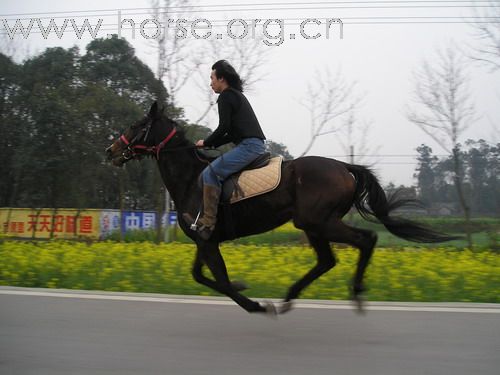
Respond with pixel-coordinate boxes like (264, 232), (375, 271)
(218, 153), (283, 240)
(221, 153), (283, 204)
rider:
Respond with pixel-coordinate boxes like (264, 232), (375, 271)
(190, 60), (267, 240)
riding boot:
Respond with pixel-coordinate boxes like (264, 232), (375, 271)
(196, 184), (221, 240)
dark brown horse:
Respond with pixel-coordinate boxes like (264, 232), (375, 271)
(106, 102), (456, 315)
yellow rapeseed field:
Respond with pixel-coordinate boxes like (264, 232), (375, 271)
(0, 241), (498, 302)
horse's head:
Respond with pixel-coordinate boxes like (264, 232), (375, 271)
(106, 101), (178, 167)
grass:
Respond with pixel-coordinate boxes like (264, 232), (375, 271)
(108, 217), (499, 250)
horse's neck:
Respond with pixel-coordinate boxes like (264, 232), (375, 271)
(156, 146), (204, 209)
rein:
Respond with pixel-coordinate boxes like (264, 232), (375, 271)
(120, 127), (178, 160)
(119, 126), (218, 164)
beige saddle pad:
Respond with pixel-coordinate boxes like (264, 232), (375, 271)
(229, 156), (283, 204)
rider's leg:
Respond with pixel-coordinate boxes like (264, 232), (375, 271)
(195, 138), (265, 240)
(196, 183), (221, 240)
(207, 138), (266, 182)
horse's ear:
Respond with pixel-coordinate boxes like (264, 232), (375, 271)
(149, 101), (158, 118)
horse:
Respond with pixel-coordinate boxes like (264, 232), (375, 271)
(106, 102), (457, 315)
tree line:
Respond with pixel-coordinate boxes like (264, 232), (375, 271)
(0, 37), (497, 216)
(413, 140), (499, 216)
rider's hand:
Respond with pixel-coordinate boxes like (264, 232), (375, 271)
(195, 140), (204, 147)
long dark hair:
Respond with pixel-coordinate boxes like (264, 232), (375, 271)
(212, 60), (244, 92)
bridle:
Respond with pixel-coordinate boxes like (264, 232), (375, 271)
(118, 117), (177, 161)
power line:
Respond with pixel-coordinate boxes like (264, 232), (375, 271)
(2, 14), (499, 22)
(0, 1), (498, 18)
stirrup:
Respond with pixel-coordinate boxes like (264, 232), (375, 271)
(182, 212), (214, 240)
(182, 211), (201, 231)
(190, 210), (202, 231)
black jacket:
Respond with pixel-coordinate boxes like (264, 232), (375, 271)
(204, 88), (266, 148)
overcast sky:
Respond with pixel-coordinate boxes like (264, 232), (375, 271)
(1, 0), (499, 186)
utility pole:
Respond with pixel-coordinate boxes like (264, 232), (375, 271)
(349, 145), (355, 224)
(164, 188), (170, 243)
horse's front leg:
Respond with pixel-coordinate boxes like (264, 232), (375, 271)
(196, 242), (276, 315)
(191, 250), (248, 294)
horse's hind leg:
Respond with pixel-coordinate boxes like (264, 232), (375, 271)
(198, 242), (272, 314)
(281, 232), (336, 313)
(325, 219), (377, 310)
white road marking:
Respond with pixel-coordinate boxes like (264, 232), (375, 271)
(0, 288), (498, 314)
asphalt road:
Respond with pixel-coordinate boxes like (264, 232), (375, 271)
(0, 287), (499, 375)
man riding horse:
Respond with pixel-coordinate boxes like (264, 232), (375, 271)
(106, 62), (458, 315)
(186, 60), (267, 240)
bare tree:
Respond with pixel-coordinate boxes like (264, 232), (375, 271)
(298, 67), (360, 157)
(192, 36), (271, 124)
(337, 112), (380, 166)
(468, 1), (500, 72)
(149, 0), (201, 242)
(406, 45), (478, 248)
(335, 112), (380, 223)
(150, 0), (201, 106)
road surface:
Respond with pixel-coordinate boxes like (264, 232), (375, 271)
(1, 286), (499, 375)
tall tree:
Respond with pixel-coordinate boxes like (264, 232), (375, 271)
(80, 36), (172, 218)
(462, 139), (499, 214)
(15, 47), (84, 209)
(298, 67), (360, 157)
(80, 35), (167, 109)
(337, 112), (380, 166)
(469, 1), (500, 72)
(414, 144), (439, 206)
(407, 46), (478, 247)
(150, 0), (199, 109)
(0, 54), (21, 207)
(192, 36), (271, 125)
(1, 38), (176, 214)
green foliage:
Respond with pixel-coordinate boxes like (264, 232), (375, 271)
(0, 39), (205, 211)
(414, 141), (499, 215)
(105, 229), (160, 243)
(265, 140), (294, 160)
(0, 54), (22, 207)
(80, 35), (167, 109)
(0, 241), (498, 302)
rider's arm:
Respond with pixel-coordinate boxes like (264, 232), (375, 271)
(204, 90), (235, 148)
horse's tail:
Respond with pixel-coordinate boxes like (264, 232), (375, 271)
(345, 164), (460, 243)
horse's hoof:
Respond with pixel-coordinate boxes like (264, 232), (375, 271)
(278, 300), (293, 314)
(352, 295), (366, 315)
(260, 301), (278, 318)
(231, 280), (248, 292)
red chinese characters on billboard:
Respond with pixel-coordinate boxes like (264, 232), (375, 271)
(0, 209), (100, 239)
(26, 214), (94, 234)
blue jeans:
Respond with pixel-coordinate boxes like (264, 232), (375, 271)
(202, 137), (266, 188)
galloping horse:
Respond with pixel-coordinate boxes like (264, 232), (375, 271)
(106, 102), (456, 315)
